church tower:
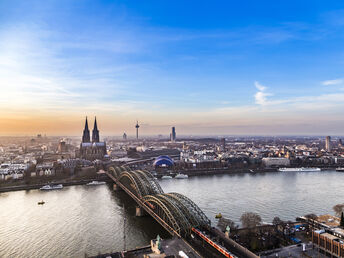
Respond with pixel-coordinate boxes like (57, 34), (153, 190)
(92, 117), (100, 142)
(82, 117), (90, 143)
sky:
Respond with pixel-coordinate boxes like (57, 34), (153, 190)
(1, 0), (344, 136)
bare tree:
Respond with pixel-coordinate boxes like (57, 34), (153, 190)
(333, 204), (344, 217)
(272, 217), (282, 226)
(217, 217), (238, 232)
(240, 212), (262, 228)
(305, 213), (317, 220)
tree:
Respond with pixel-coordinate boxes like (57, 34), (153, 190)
(217, 217), (238, 233)
(305, 213), (317, 220)
(240, 212), (262, 228)
(333, 204), (344, 217)
(272, 217), (282, 226)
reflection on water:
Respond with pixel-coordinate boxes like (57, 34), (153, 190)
(0, 170), (342, 257)
(0, 185), (168, 258)
(159, 170), (341, 225)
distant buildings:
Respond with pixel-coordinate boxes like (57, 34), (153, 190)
(326, 136), (331, 152)
(123, 132), (127, 140)
(79, 117), (107, 161)
(262, 157), (290, 167)
(170, 127), (176, 142)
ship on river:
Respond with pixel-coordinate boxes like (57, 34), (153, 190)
(278, 167), (321, 172)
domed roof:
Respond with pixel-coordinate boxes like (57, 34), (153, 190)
(153, 155), (174, 167)
(156, 155), (173, 162)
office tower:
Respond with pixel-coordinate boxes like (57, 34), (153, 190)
(221, 138), (226, 151)
(325, 136), (331, 151)
(123, 132), (127, 140)
(171, 127), (176, 142)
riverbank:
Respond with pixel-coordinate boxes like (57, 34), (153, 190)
(0, 176), (112, 193)
(173, 167), (278, 177)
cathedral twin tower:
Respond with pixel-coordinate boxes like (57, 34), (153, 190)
(82, 117), (100, 143)
(80, 117), (106, 160)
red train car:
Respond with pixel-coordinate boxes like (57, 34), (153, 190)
(191, 228), (236, 258)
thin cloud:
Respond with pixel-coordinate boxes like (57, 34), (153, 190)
(322, 78), (343, 85)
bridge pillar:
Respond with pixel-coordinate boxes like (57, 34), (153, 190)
(136, 206), (146, 217)
(113, 183), (122, 191)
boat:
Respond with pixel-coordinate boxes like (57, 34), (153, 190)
(215, 213), (222, 219)
(161, 175), (173, 179)
(336, 168), (344, 172)
(86, 181), (106, 186)
(174, 173), (188, 179)
(40, 184), (63, 190)
(278, 167), (321, 172)
(37, 201), (45, 205)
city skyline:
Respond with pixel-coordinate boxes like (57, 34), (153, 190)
(1, 1), (344, 135)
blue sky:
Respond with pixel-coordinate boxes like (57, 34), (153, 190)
(0, 0), (344, 136)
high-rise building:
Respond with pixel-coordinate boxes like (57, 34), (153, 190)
(325, 136), (331, 152)
(221, 138), (226, 151)
(170, 127), (176, 142)
(123, 132), (127, 140)
(135, 121), (140, 139)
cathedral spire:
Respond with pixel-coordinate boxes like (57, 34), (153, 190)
(92, 116), (100, 142)
(82, 117), (90, 142)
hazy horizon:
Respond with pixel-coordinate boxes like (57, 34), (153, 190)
(1, 1), (344, 135)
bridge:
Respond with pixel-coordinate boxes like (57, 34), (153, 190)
(105, 166), (258, 258)
(106, 166), (210, 237)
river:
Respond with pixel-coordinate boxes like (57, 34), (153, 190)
(0, 170), (342, 257)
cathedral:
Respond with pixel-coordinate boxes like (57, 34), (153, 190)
(79, 117), (107, 161)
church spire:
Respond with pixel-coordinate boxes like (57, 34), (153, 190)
(92, 116), (100, 142)
(82, 117), (90, 142)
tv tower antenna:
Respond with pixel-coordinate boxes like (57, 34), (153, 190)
(135, 120), (140, 140)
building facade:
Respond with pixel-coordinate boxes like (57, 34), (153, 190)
(79, 117), (107, 161)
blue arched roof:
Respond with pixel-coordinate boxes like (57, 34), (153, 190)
(156, 155), (173, 161)
(153, 156), (174, 167)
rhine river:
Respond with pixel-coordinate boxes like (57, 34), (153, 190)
(0, 170), (343, 257)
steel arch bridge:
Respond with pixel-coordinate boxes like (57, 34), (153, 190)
(108, 166), (210, 235)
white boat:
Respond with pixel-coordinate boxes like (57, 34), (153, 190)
(161, 175), (173, 179)
(336, 168), (344, 172)
(86, 181), (106, 186)
(278, 167), (321, 172)
(174, 173), (188, 179)
(40, 184), (63, 190)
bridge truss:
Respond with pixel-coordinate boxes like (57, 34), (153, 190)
(108, 166), (210, 236)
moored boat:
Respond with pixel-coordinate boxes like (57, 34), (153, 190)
(40, 184), (63, 190)
(161, 175), (172, 179)
(336, 167), (344, 172)
(174, 173), (188, 179)
(38, 200), (45, 205)
(278, 167), (321, 172)
(86, 181), (106, 186)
